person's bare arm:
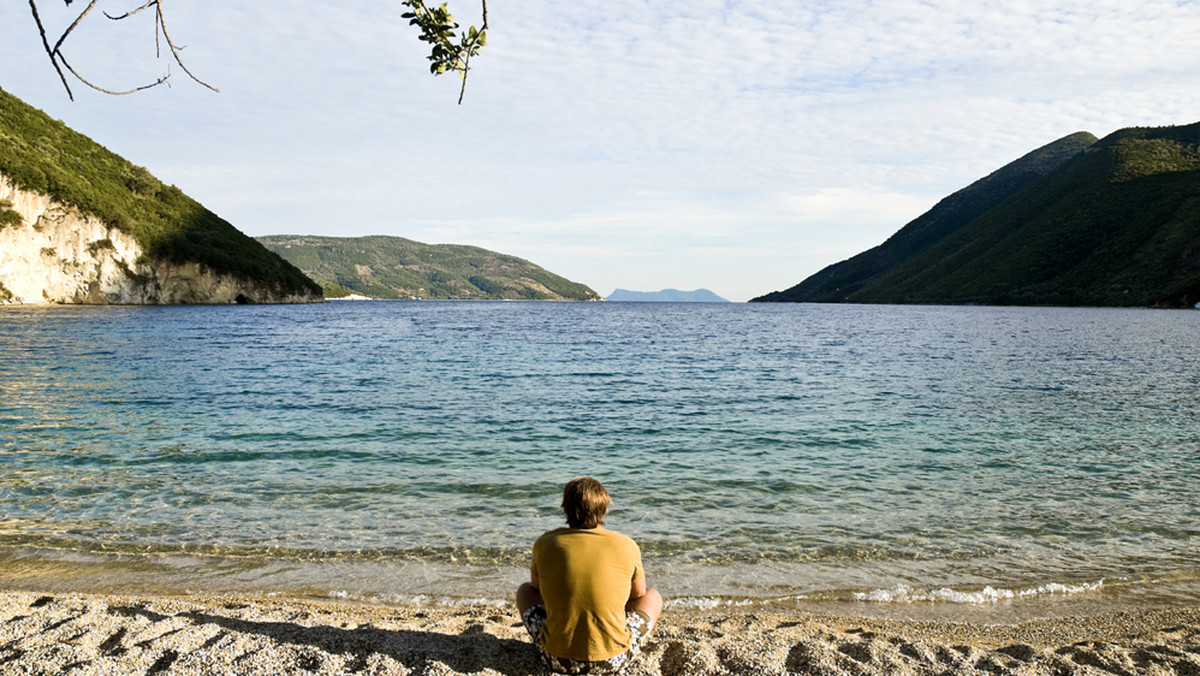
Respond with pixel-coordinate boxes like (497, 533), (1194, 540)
(625, 575), (663, 626)
(516, 572), (543, 614)
(629, 575), (647, 601)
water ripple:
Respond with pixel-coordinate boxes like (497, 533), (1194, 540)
(2, 302), (1198, 600)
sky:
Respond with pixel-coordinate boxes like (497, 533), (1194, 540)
(2, 1), (1199, 301)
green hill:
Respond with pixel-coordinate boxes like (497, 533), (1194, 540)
(257, 235), (601, 301)
(0, 86), (320, 300)
(754, 123), (1200, 308)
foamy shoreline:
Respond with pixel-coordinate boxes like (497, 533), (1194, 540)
(2, 590), (1198, 674)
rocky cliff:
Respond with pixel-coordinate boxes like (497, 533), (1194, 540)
(1, 86), (322, 306)
(1, 174), (318, 305)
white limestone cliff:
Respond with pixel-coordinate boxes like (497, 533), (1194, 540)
(0, 174), (320, 305)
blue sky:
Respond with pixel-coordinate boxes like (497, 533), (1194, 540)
(3, 1), (1199, 301)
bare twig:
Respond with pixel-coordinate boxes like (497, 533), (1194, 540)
(103, 0), (157, 21)
(51, 0), (99, 53)
(27, 0), (217, 99)
(101, 0), (160, 60)
(59, 53), (169, 95)
(150, 2), (218, 92)
(28, 0), (75, 99)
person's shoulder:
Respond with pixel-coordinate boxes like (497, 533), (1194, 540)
(534, 527), (572, 544)
(598, 527), (639, 548)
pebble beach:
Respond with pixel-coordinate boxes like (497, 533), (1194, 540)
(2, 590), (1198, 675)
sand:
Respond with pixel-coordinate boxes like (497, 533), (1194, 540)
(1, 590), (1198, 675)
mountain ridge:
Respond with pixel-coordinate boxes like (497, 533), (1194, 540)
(257, 235), (600, 301)
(754, 123), (1200, 308)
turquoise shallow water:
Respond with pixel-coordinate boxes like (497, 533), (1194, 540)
(1, 302), (1198, 617)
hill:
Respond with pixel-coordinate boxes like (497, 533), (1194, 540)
(0, 87), (320, 304)
(606, 288), (730, 302)
(754, 123), (1200, 308)
(256, 235), (601, 301)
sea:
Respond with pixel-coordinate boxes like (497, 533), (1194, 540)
(1, 301), (1198, 621)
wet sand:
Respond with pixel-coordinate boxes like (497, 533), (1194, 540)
(1, 589), (1198, 674)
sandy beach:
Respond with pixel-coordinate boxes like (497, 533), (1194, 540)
(1, 590), (1198, 675)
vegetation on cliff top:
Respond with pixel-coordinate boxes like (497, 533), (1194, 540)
(0, 86), (320, 298)
(0, 199), (23, 228)
(755, 123), (1200, 308)
(257, 235), (600, 301)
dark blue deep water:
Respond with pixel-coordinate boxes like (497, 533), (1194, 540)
(2, 302), (1198, 617)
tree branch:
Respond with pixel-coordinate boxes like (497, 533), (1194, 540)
(148, 1), (218, 92)
(52, 0), (99, 54)
(457, 0), (488, 105)
(28, 0), (75, 99)
(402, 0), (489, 104)
(59, 52), (169, 96)
(30, 0), (484, 103)
(28, 0), (217, 99)
(103, 0), (157, 21)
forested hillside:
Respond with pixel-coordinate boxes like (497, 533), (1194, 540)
(258, 235), (600, 301)
(755, 124), (1200, 308)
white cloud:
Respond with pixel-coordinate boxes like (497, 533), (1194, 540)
(2, 0), (1199, 301)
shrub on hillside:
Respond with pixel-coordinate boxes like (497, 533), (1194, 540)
(0, 199), (21, 227)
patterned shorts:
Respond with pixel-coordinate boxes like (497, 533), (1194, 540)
(522, 605), (652, 674)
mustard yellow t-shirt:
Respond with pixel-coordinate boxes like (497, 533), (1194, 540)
(531, 526), (645, 661)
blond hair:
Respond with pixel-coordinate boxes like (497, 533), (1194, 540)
(561, 477), (611, 529)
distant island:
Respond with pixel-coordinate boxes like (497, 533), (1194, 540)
(754, 122), (1200, 308)
(257, 235), (600, 301)
(607, 288), (730, 302)
(0, 87), (320, 305)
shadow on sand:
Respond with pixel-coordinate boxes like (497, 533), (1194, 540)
(111, 604), (545, 675)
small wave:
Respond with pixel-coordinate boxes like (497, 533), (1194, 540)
(327, 590), (507, 608)
(853, 580), (1104, 604)
(665, 595), (808, 610)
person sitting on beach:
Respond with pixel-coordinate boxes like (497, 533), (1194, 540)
(517, 477), (663, 674)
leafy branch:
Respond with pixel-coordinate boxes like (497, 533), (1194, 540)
(401, 0), (488, 104)
(27, 0), (218, 100)
(26, 1), (488, 104)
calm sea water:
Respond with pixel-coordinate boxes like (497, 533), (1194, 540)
(1, 301), (1198, 619)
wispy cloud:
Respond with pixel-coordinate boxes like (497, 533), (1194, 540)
(2, 0), (1198, 300)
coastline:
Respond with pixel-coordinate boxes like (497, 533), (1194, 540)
(2, 589), (1198, 675)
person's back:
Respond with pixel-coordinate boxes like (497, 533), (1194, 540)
(517, 477), (663, 674)
(534, 526), (642, 659)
